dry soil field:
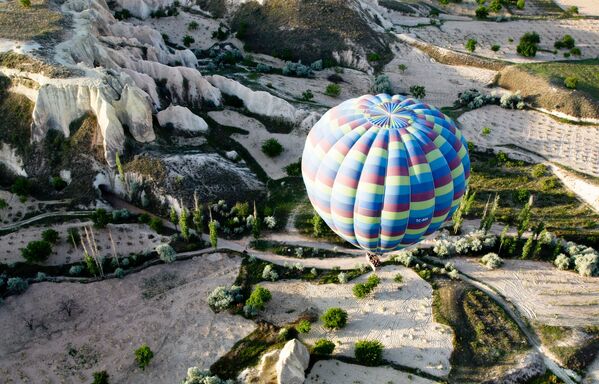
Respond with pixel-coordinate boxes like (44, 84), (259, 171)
(0, 253), (255, 383)
(451, 258), (599, 327)
(260, 265), (454, 377)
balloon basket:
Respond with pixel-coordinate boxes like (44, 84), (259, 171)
(366, 253), (382, 272)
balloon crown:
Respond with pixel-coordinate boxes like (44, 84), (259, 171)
(362, 99), (414, 130)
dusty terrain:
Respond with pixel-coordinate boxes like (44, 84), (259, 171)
(451, 258), (599, 327)
(0, 253), (255, 383)
(0, 221), (168, 265)
(306, 359), (440, 384)
(260, 265), (454, 377)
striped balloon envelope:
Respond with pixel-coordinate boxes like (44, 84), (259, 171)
(301, 94), (470, 254)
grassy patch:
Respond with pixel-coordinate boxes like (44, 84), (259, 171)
(264, 177), (308, 231)
(0, 0), (62, 41)
(537, 324), (599, 371)
(0, 76), (34, 158)
(516, 59), (599, 101)
(0, 52), (71, 78)
(250, 239), (352, 259)
(123, 156), (167, 183)
(467, 150), (599, 234)
(433, 279), (529, 382)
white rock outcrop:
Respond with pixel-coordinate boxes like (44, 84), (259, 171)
(275, 339), (310, 384)
(0, 143), (27, 177)
(156, 105), (209, 133)
(115, 0), (191, 19)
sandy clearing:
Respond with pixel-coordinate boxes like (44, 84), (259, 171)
(0, 221), (168, 265)
(384, 42), (498, 107)
(255, 68), (372, 108)
(553, 0), (599, 16)
(305, 359), (440, 384)
(129, 9), (222, 51)
(259, 265), (453, 377)
(458, 105), (599, 177)
(0, 190), (72, 225)
(207, 109), (305, 179)
(451, 258), (599, 327)
(0, 253), (255, 384)
(550, 164), (599, 213)
(412, 19), (599, 62)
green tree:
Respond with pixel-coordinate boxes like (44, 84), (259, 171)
(491, 44), (501, 52)
(296, 320), (311, 333)
(516, 0), (525, 9)
(261, 138), (283, 157)
(209, 219), (218, 248)
(301, 90), (314, 101)
(354, 340), (384, 366)
(517, 32), (540, 58)
(84, 252), (100, 276)
(465, 39), (477, 52)
(398, 64), (407, 73)
(409, 85), (426, 99)
(321, 307), (348, 329)
(134, 344), (154, 370)
(481, 194), (499, 234)
(115, 152), (125, 183)
(475, 6), (489, 18)
(193, 192), (203, 233)
(91, 208), (110, 228)
(498, 225), (509, 255)
(41, 228), (60, 244)
(21, 240), (52, 263)
(312, 212), (327, 237)
(312, 339), (335, 355)
(325, 83), (341, 97)
(488, 0), (502, 12)
(252, 201), (261, 239)
(245, 285), (272, 310)
(179, 206), (189, 241)
(516, 196), (533, 239)
(182, 35), (195, 47)
(170, 206), (178, 231)
(521, 236), (534, 259)
(92, 371), (109, 384)
(11, 177), (30, 199)
(452, 188), (476, 235)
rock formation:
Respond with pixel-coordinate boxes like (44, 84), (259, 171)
(275, 339), (310, 384)
(156, 105), (209, 133)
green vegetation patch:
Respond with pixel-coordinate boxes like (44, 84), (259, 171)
(0, 76), (34, 158)
(515, 59), (599, 101)
(433, 280), (529, 382)
(537, 324), (599, 371)
(123, 156), (167, 183)
(0, 52), (71, 78)
(0, 0), (63, 41)
(467, 150), (599, 235)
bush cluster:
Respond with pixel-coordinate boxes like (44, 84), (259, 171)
(354, 339), (384, 366)
(433, 230), (496, 258)
(244, 285), (272, 316)
(480, 252), (504, 269)
(181, 367), (234, 384)
(208, 285), (243, 311)
(311, 339), (335, 355)
(282, 62), (313, 78)
(261, 138), (283, 157)
(517, 32), (540, 58)
(321, 307), (348, 329)
(352, 274), (381, 299)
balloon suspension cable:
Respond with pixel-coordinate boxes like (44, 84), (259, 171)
(366, 252), (382, 272)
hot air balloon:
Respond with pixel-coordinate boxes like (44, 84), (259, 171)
(301, 94), (470, 264)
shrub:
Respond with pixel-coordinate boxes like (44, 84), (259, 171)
(531, 164), (547, 177)
(573, 253), (598, 277)
(488, 0), (501, 12)
(393, 251), (415, 267)
(312, 212), (328, 237)
(208, 285), (242, 311)
(156, 244), (176, 263)
(312, 339), (335, 355)
(564, 52), (571, 58)
(481, 127), (491, 136)
(35, 272), (47, 282)
(114, 268), (125, 279)
(310, 59), (323, 71)
(554, 35), (575, 50)
(337, 272), (348, 284)
(134, 344), (154, 370)
(321, 307), (348, 329)
(480, 252), (503, 269)
(91, 208), (110, 228)
(367, 53), (381, 62)
(563, 76), (578, 90)
(245, 285), (272, 310)
(50, 176), (67, 190)
(181, 368), (231, 384)
(41, 229), (60, 244)
(516, 0), (525, 9)
(570, 47), (581, 56)
(491, 44), (501, 52)
(393, 273), (403, 283)
(282, 62), (313, 77)
(183, 35), (195, 47)
(554, 254), (571, 270)
(418, 269), (432, 280)
(7, 277), (28, 294)
(398, 64), (407, 72)
(20, 0), (31, 7)
(69, 265), (84, 276)
(409, 85), (426, 99)
(256, 63), (271, 73)
(301, 90), (314, 101)
(517, 32), (540, 58)
(371, 75), (393, 94)
(11, 177), (30, 198)
(297, 319), (311, 333)
(262, 264), (279, 281)
(21, 240), (52, 263)
(325, 83), (341, 97)
(261, 138), (283, 157)
(566, 5), (578, 14)
(92, 371), (109, 384)
(353, 274), (381, 299)
(475, 6), (489, 18)
(354, 340), (384, 366)
(188, 21), (199, 30)
(149, 217), (163, 234)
